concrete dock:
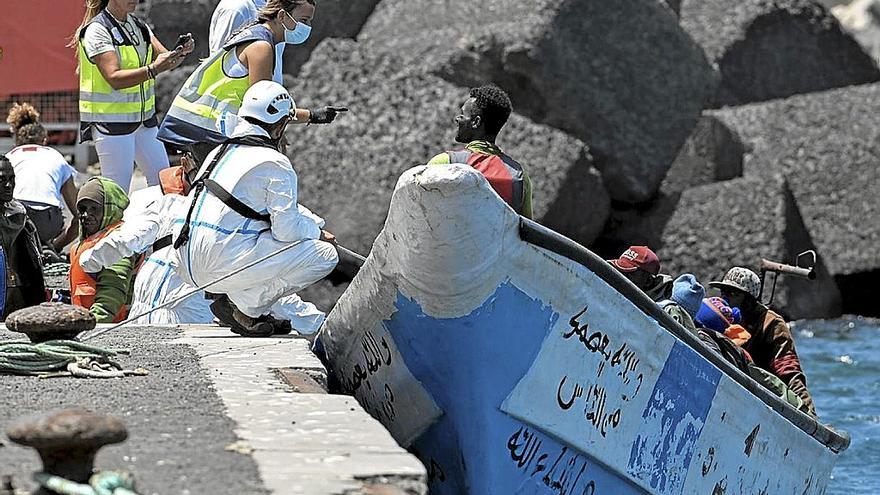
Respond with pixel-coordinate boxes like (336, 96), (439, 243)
(0, 325), (427, 495)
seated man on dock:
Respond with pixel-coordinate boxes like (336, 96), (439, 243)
(607, 246), (674, 301)
(428, 84), (533, 218)
(0, 155), (46, 317)
(710, 267), (817, 416)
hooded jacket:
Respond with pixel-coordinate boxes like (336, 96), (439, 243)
(0, 199), (45, 317)
(71, 177), (136, 323)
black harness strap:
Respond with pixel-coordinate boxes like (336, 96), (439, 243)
(152, 235), (173, 252)
(203, 179), (270, 221)
(173, 135), (277, 249)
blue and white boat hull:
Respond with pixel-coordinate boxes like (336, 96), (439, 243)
(318, 164), (848, 494)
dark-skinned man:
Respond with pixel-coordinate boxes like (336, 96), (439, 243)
(608, 246), (674, 302)
(710, 267), (817, 417)
(0, 155), (46, 317)
(428, 85), (533, 218)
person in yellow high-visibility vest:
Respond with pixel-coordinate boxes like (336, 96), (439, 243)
(158, 0), (344, 165)
(72, 0), (195, 192)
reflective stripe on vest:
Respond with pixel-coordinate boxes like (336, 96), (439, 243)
(447, 150), (527, 215)
(78, 11), (155, 125)
(164, 26), (273, 139)
(159, 166), (189, 196)
(70, 222), (130, 323)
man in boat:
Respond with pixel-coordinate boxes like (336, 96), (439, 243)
(657, 273), (704, 332)
(428, 85), (533, 218)
(608, 246), (674, 301)
(0, 155), (46, 317)
(171, 81), (338, 337)
(710, 267), (817, 416)
(695, 294), (815, 415)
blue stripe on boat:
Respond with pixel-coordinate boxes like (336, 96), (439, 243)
(627, 341), (722, 494)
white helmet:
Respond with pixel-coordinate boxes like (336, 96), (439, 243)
(238, 80), (296, 124)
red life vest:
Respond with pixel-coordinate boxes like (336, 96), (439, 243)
(446, 150), (527, 215)
(159, 166), (189, 196)
(70, 222), (129, 323)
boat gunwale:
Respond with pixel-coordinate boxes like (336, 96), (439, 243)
(519, 217), (850, 454)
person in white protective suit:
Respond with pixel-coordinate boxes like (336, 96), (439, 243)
(78, 151), (327, 332)
(77, 156), (212, 325)
(171, 80), (338, 337)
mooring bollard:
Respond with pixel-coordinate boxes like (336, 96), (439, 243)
(5, 303), (97, 343)
(5, 410), (127, 493)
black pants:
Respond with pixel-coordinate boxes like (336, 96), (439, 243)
(23, 203), (63, 247)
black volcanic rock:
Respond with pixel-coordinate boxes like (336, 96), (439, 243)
(358, 0), (715, 203)
(661, 115), (745, 195)
(708, 83), (880, 278)
(679, 0), (880, 107)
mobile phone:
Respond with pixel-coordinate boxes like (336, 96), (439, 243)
(174, 33), (193, 51)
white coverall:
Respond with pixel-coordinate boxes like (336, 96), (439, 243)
(170, 121), (338, 322)
(80, 179), (328, 331)
(79, 186), (212, 325)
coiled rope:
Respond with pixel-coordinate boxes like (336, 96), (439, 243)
(0, 340), (146, 378)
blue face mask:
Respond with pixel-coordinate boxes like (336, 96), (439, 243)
(283, 13), (312, 45)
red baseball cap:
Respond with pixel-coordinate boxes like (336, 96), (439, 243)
(607, 246), (661, 275)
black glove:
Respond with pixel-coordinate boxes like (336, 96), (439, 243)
(308, 106), (348, 124)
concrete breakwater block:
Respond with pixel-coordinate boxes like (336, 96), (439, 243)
(5, 303), (96, 343)
(358, 0), (715, 204)
(661, 115), (746, 195)
(679, 0), (880, 107)
(658, 175), (842, 319)
(289, 39), (609, 258)
(705, 83), (880, 280)
(591, 193), (682, 261)
(281, 0), (382, 77)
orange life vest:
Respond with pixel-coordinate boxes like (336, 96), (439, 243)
(159, 166), (188, 196)
(70, 221), (129, 323)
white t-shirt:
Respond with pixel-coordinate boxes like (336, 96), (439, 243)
(83, 12), (154, 64)
(209, 0), (284, 83)
(6, 145), (76, 210)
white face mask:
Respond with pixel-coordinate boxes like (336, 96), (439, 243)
(283, 11), (312, 45)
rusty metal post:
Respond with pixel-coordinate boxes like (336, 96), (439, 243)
(6, 410), (127, 494)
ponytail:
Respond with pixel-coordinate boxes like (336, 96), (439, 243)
(6, 103), (47, 146)
(68, 0), (109, 50)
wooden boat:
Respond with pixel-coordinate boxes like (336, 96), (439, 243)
(317, 164), (849, 494)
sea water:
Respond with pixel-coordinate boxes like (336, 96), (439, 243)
(794, 316), (880, 494)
